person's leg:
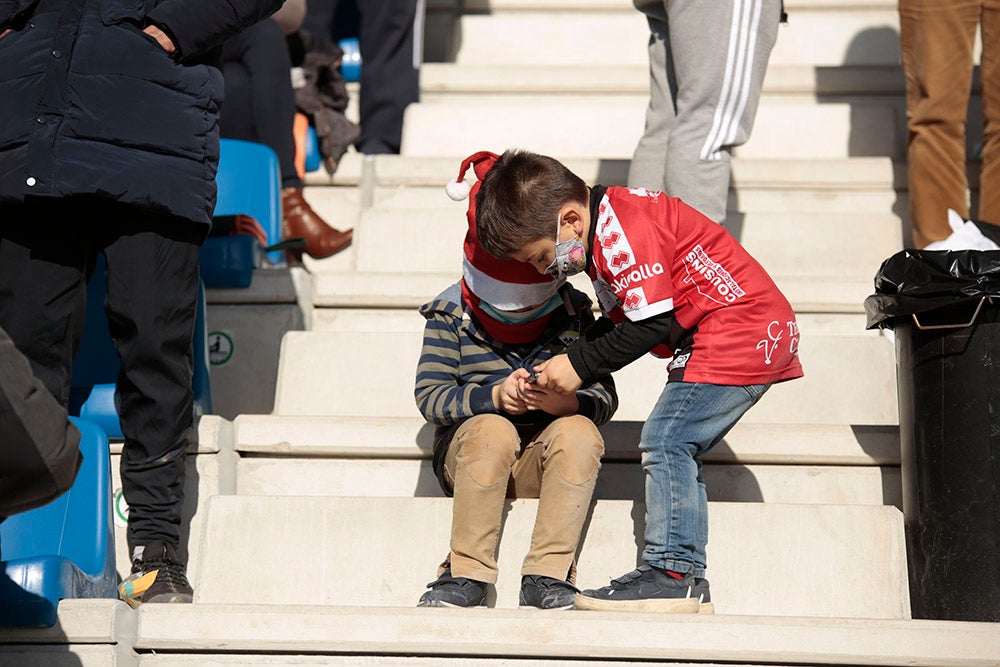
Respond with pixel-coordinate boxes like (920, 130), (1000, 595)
(101, 207), (204, 559)
(900, 0), (979, 247)
(663, 0), (781, 223)
(443, 414), (521, 583)
(301, 0), (341, 41)
(515, 415), (604, 582)
(355, 0), (420, 154)
(978, 0), (1000, 225)
(0, 199), (92, 406)
(221, 19), (301, 190)
(640, 381), (769, 576)
(628, 0), (676, 193)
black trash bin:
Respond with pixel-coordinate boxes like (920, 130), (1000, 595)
(865, 249), (1000, 622)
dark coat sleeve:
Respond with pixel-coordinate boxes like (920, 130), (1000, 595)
(148, 0), (285, 61)
(0, 325), (82, 517)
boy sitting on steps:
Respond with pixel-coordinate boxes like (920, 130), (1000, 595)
(414, 151), (618, 610)
(474, 148), (804, 613)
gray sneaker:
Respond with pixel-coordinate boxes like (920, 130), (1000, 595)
(574, 564), (701, 613)
(417, 568), (487, 608)
(519, 575), (578, 610)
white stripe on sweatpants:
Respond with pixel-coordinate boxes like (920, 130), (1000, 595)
(700, 0), (764, 161)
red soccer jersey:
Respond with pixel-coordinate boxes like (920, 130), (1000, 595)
(588, 186), (803, 386)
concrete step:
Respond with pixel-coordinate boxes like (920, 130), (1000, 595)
(234, 415), (900, 466)
(189, 495), (908, 618)
(235, 458), (900, 507)
(307, 154), (905, 189)
(301, 182), (908, 223)
(400, 100), (902, 159)
(0, 599), (136, 666)
(308, 309), (874, 336)
(418, 63), (908, 96)
(308, 270), (876, 314)
(272, 330), (897, 424)
(443, 11), (904, 67)
(134, 604), (1000, 667)
(344, 207), (898, 279)
(297, 203), (901, 314)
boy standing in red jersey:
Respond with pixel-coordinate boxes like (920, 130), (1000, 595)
(475, 149), (803, 612)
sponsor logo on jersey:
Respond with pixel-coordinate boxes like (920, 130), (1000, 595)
(668, 351), (691, 371)
(756, 320), (800, 365)
(623, 287), (647, 311)
(682, 244), (745, 304)
(612, 262), (665, 293)
(627, 187), (661, 200)
(596, 201), (637, 276)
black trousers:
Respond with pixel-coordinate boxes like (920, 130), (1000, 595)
(0, 196), (205, 553)
(303, 0), (420, 154)
(221, 17), (301, 190)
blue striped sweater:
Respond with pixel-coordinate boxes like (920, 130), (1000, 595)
(414, 281), (618, 492)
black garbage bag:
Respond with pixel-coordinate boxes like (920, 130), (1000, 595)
(865, 249), (1000, 330)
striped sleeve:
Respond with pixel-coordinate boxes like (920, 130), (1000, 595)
(576, 373), (618, 427)
(414, 310), (498, 426)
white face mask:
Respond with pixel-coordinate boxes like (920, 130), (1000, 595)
(479, 292), (564, 325)
(545, 213), (587, 279)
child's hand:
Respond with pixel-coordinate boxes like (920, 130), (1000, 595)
(520, 383), (580, 416)
(533, 355), (582, 394)
(493, 369), (531, 414)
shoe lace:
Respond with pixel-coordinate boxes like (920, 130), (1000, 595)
(136, 554), (190, 588)
(425, 572), (476, 590)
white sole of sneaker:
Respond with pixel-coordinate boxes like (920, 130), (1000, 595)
(572, 594), (700, 613)
(517, 604), (574, 611)
(417, 600), (486, 608)
(699, 601), (716, 614)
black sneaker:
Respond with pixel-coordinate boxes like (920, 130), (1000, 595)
(574, 564), (700, 613)
(124, 541), (193, 605)
(693, 577), (714, 614)
(417, 568), (487, 608)
(519, 575), (579, 610)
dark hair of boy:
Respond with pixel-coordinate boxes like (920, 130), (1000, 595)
(475, 149), (588, 259)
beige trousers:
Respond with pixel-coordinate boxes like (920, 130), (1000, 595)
(900, 0), (1000, 247)
(441, 413), (604, 584)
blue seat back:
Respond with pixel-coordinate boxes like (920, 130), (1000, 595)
(305, 125), (321, 173)
(339, 37), (361, 83)
(0, 418), (118, 626)
(214, 138), (283, 265)
(1, 419), (113, 574)
(70, 254), (213, 437)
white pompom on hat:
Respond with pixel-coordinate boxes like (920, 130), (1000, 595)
(444, 150), (497, 201)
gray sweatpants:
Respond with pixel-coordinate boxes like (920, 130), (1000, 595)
(628, 0), (782, 224)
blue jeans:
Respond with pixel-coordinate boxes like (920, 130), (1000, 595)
(639, 381), (770, 577)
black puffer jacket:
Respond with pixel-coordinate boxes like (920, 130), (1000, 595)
(0, 0), (283, 225)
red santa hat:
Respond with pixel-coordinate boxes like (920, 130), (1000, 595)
(447, 151), (564, 343)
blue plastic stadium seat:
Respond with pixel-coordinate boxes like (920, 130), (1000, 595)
(339, 37), (361, 83)
(0, 418), (117, 627)
(69, 254), (213, 438)
(305, 125), (321, 173)
(212, 138), (284, 268)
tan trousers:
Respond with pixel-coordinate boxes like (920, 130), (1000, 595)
(900, 0), (1000, 248)
(441, 413), (604, 584)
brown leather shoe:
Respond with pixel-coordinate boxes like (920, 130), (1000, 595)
(281, 187), (353, 260)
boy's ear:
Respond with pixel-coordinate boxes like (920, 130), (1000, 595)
(560, 203), (586, 236)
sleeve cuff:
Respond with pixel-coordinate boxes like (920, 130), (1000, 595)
(470, 384), (498, 414)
